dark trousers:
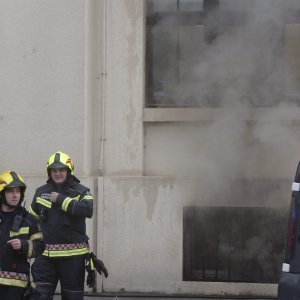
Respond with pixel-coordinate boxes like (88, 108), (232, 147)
(278, 272), (300, 299)
(0, 285), (25, 300)
(30, 255), (86, 300)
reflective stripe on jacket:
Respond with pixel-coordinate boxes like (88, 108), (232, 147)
(43, 242), (90, 258)
(29, 176), (93, 258)
(0, 271), (29, 288)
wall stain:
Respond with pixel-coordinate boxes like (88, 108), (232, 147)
(111, 177), (175, 221)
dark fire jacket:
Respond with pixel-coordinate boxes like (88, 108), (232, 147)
(0, 206), (44, 288)
(29, 176), (93, 258)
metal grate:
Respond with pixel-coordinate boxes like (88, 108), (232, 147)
(183, 206), (287, 283)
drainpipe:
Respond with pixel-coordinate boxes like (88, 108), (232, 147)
(99, 0), (107, 177)
(84, 0), (93, 175)
(85, 0), (107, 293)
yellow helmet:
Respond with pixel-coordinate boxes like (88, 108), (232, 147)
(46, 151), (74, 176)
(0, 170), (26, 195)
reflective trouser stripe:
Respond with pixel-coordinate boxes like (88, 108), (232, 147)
(43, 247), (89, 258)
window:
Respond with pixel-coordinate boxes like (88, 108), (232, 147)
(146, 0), (300, 108)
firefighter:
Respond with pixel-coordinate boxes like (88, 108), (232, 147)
(0, 170), (44, 299)
(29, 151), (93, 300)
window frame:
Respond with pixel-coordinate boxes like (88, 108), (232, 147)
(145, 0), (300, 110)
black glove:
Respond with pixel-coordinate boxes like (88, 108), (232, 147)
(23, 284), (40, 300)
(90, 252), (108, 278)
(85, 255), (96, 288)
(85, 252), (108, 288)
(86, 269), (96, 289)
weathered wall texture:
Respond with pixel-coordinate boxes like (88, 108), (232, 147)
(0, 0), (87, 175)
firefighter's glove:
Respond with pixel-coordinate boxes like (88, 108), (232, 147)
(86, 270), (96, 289)
(85, 257), (96, 288)
(90, 252), (108, 278)
(23, 283), (40, 300)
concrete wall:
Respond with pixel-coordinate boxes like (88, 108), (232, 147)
(0, 0), (96, 292)
(98, 0), (300, 296)
(104, 0), (144, 176)
(98, 176), (284, 296)
(1, 0), (300, 297)
(0, 0), (88, 175)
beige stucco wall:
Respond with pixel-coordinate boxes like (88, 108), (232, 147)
(104, 0), (144, 176)
(98, 176), (283, 296)
(0, 0), (89, 175)
(97, 0), (300, 296)
(0, 0), (96, 293)
(1, 0), (300, 297)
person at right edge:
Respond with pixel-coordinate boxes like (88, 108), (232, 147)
(29, 151), (108, 300)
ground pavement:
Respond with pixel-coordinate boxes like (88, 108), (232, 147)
(53, 293), (278, 300)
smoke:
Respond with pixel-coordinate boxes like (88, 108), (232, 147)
(150, 1), (300, 280)
(150, 0), (300, 187)
(180, 1), (285, 107)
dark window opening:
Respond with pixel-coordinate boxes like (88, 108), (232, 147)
(183, 205), (287, 283)
(145, 0), (300, 108)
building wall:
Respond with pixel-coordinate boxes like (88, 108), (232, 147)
(0, 0), (88, 174)
(97, 0), (299, 296)
(1, 0), (300, 297)
(0, 0), (96, 292)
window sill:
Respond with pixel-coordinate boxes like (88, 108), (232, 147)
(143, 107), (300, 123)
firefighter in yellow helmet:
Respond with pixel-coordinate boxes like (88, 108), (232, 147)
(29, 151), (94, 300)
(0, 171), (44, 300)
